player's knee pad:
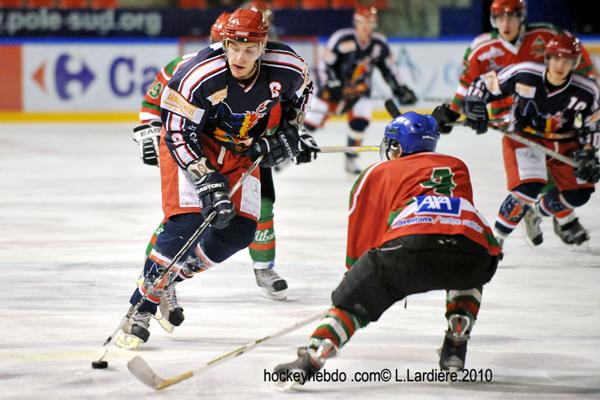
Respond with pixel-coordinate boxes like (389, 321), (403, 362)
(331, 250), (393, 323)
(200, 216), (257, 263)
(559, 188), (593, 208)
(348, 118), (369, 132)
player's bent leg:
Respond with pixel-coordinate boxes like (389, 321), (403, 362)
(494, 183), (544, 246)
(344, 117), (369, 175)
(538, 188), (593, 245)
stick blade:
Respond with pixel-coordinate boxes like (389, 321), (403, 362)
(127, 356), (165, 390)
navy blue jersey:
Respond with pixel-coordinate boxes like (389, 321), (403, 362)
(318, 28), (403, 96)
(469, 61), (600, 143)
(161, 41), (311, 169)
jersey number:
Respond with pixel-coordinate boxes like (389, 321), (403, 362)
(420, 167), (457, 196)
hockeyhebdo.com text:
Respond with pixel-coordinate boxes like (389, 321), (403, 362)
(0, 9), (162, 36)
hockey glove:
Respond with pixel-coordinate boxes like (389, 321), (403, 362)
(573, 148), (600, 183)
(431, 103), (460, 134)
(194, 172), (235, 229)
(132, 121), (162, 166)
(464, 96), (489, 134)
(394, 85), (417, 105)
(248, 125), (302, 168)
(294, 133), (320, 164)
(325, 79), (343, 103)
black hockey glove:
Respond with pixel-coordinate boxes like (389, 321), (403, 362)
(394, 84), (417, 105)
(132, 121), (162, 166)
(463, 96), (489, 134)
(294, 133), (320, 164)
(325, 79), (343, 103)
(431, 103), (460, 134)
(248, 125), (302, 168)
(194, 172), (235, 229)
(573, 148), (600, 183)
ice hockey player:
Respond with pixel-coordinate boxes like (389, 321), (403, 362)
(130, 11), (305, 311)
(463, 31), (600, 248)
(117, 8), (317, 349)
(273, 112), (500, 386)
(303, 5), (417, 174)
(437, 0), (598, 246)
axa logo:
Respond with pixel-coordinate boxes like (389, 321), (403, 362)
(32, 54), (95, 100)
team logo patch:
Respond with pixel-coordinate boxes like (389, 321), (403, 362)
(482, 70), (501, 95)
(338, 40), (357, 53)
(516, 82), (536, 98)
(269, 81), (282, 98)
(162, 86), (205, 123)
(208, 87), (228, 105)
(415, 195), (461, 216)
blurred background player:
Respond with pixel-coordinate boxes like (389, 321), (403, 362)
(463, 32), (600, 248)
(272, 112), (499, 386)
(303, 5), (418, 174)
(131, 11), (300, 308)
(117, 8), (315, 349)
(440, 0), (598, 246)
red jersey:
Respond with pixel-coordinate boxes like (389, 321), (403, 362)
(346, 153), (500, 268)
(451, 23), (597, 118)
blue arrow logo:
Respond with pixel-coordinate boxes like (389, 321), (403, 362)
(55, 54), (95, 101)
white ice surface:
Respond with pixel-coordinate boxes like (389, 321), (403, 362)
(0, 122), (599, 399)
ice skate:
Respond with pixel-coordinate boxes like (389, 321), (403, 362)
(553, 217), (589, 246)
(520, 207), (543, 246)
(254, 262), (288, 300)
(115, 310), (152, 350)
(273, 340), (336, 390)
(344, 156), (361, 175)
(438, 314), (470, 371)
(156, 284), (184, 333)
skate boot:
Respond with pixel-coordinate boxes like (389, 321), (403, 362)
(553, 217), (589, 245)
(520, 207), (543, 246)
(439, 314), (470, 371)
(115, 310), (152, 350)
(156, 283), (184, 333)
(273, 339), (337, 390)
(344, 155), (361, 175)
(254, 262), (288, 300)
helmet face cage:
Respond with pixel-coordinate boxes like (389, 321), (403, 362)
(544, 33), (582, 70)
(490, 0), (526, 28)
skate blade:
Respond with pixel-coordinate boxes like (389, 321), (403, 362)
(259, 287), (287, 301)
(114, 332), (144, 350)
(155, 308), (175, 334)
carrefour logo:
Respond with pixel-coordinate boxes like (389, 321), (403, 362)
(33, 54), (94, 100)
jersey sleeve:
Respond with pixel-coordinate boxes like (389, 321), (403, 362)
(346, 163), (389, 268)
(139, 56), (185, 124)
(373, 37), (405, 96)
(468, 61), (527, 102)
(160, 51), (227, 170)
(451, 41), (490, 112)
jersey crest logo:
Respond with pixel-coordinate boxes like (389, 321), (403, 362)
(208, 87), (228, 105)
(531, 36), (546, 58)
(515, 82), (536, 98)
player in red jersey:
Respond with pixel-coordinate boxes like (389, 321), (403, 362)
(303, 5), (417, 174)
(117, 9), (317, 349)
(463, 32), (600, 248)
(273, 112), (500, 386)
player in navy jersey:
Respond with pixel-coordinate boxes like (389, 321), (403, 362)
(463, 32), (600, 248)
(303, 5), (417, 174)
(116, 8), (318, 349)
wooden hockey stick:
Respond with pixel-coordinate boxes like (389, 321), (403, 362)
(94, 156), (263, 362)
(127, 310), (327, 390)
(320, 145), (380, 153)
(492, 129), (579, 167)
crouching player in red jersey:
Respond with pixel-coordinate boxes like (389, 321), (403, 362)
(116, 8), (317, 349)
(273, 112), (500, 386)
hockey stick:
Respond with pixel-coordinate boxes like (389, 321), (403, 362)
(127, 310), (327, 390)
(320, 145), (379, 153)
(384, 98), (401, 118)
(94, 156), (264, 364)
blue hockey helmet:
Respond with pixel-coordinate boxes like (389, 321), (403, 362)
(381, 112), (440, 160)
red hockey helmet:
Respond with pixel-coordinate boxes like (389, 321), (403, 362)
(544, 32), (582, 69)
(244, 0), (273, 26)
(210, 12), (231, 43)
(490, 0), (526, 28)
(354, 5), (378, 26)
(224, 8), (269, 44)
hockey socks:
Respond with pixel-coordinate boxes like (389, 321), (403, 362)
(309, 307), (368, 351)
(249, 198), (276, 264)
